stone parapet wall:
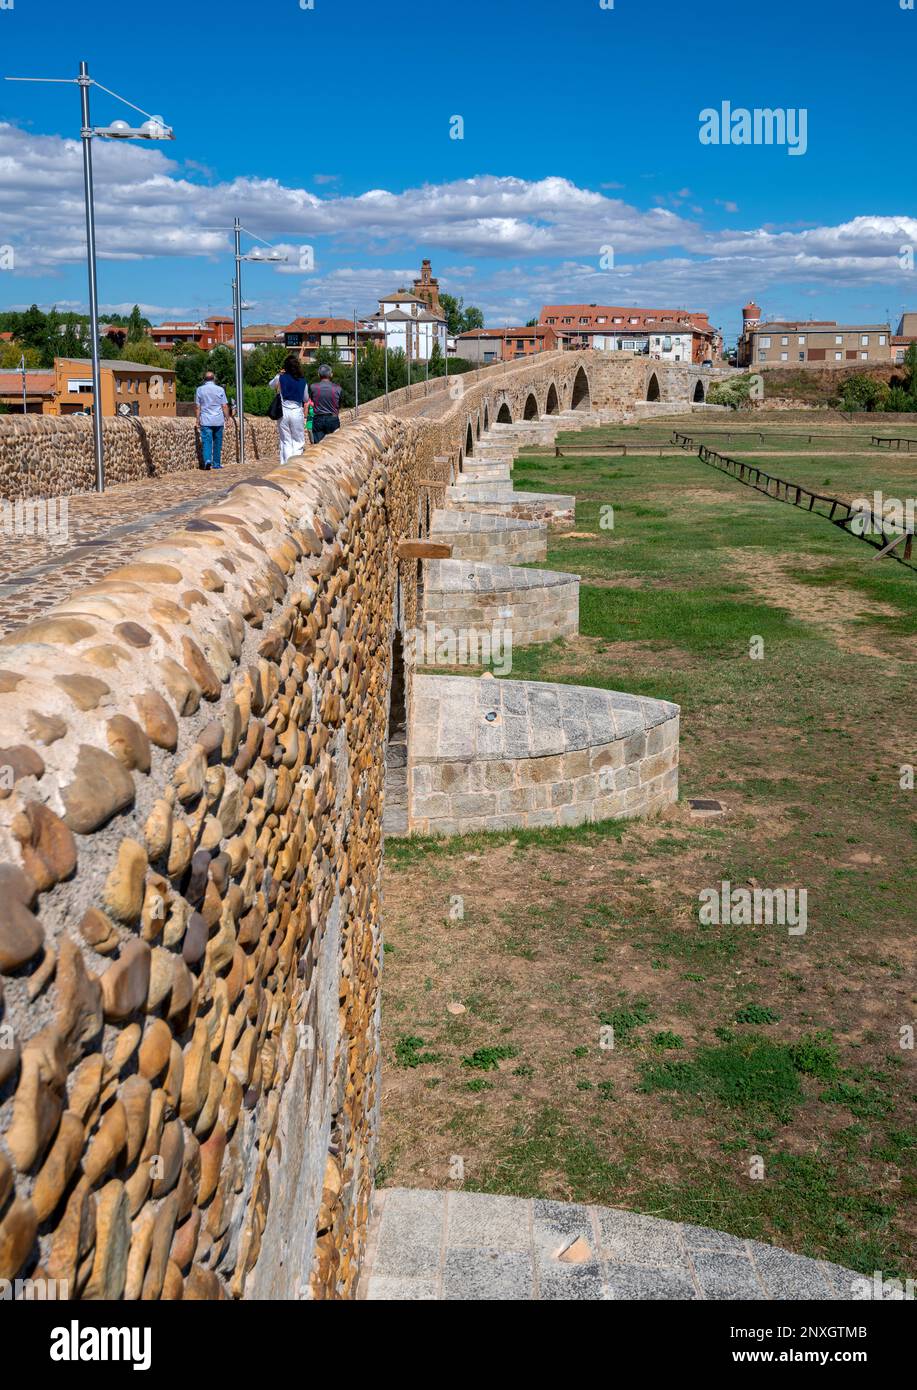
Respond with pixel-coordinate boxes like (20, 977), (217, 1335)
(0, 416), (278, 503)
(409, 675), (679, 835)
(0, 418), (430, 1301)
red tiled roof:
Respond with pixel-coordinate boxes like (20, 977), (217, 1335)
(283, 317), (379, 334)
(457, 326), (552, 338)
(0, 371), (54, 394)
(540, 304), (711, 330)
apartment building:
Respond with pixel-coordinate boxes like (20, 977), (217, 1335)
(149, 315), (234, 351)
(538, 304), (721, 363)
(282, 317), (383, 365)
(455, 325), (559, 363)
(51, 358), (176, 416)
(737, 301), (893, 367)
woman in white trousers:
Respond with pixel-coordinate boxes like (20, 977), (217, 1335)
(270, 355), (309, 464)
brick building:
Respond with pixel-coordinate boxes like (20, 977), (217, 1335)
(737, 301), (894, 368)
(282, 317), (383, 364)
(538, 304), (721, 363)
(148, 315), (234, 351)
(51, 358), (177, 416)
(456, 325), (559, 363)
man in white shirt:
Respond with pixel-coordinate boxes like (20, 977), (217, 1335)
(194, 371), (230, 470)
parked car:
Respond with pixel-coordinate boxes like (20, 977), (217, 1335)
(701, 358), (713, 367)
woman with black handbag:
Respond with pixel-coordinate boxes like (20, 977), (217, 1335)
(269, 354), (309, 463)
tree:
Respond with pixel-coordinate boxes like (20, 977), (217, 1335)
(127, 305), (145, 340)
(57, 322), (87, 359)
(120, 337), (173, 369)
(836, 374), (888, 413)
(707, 374), (760, 410)
(439, 293), (484, 336)
(15, 305), (48, 353)
(173, 347), (209, 401)
(243, 344), (287, 387)
(99, 335), (123, 360)
(0, 342), (42, 369)
(207, 345), (236, 393)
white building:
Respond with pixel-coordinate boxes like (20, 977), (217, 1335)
(366, 291), (448, 361)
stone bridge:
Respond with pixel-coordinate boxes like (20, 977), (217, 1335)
(0, 351), (755, 1303)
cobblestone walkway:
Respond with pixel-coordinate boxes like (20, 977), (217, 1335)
(359, 1189), (861, 1301)
(0, 458), (274, 638)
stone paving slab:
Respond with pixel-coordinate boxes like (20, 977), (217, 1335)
(359, 1189), (862, 1301)
(0, 456), (274, 637)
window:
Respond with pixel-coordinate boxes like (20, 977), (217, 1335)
(781, 336), (788, 346)
(861, 352), (868, 360)
(835, 352), (842, 361)
(798, 352), (805, 361)
(546, 317), (556, 324)
(759, 352), (768, 361)
(798, 335), (806, 344)
(879, 334), (887, 346)
(629, 317), (639, 324)
(646, 317), (656, 324)
(861, 335), (869, 346)
(663, 336), (672, 352)
(116, 379), (122, 393)
(562, 317), (572, 324)
(596, 316), (606, 324)
(516, 339), (525, 349)
(760, 336), (771, 348)
(613, 316), (623, 324)
(835, 335), (843, 345)
(780, 352), (788, 361)
(579, 317), (589, 324)
(321, 335), (333, 346)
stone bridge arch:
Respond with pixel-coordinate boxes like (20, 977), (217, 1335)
(571, 365), (591, 411)
(523, 392), (539, 420)
(496, 401), (513, 424)
(646, 372), (660, 402)
(544, 382), (559, 415)
(465, 421), (474, 455)
(692, 379), (706, 402)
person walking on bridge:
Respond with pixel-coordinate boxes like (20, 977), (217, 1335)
(270, 354), (309, 464)
(195, 370), (230, 470)
(309, 363), (342, 444)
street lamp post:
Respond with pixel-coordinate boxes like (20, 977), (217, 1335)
(353, 308), (359, 418)
(228, 225), (286, 470)
(5, 62), (174, 491)
(19, 354), (26, 415)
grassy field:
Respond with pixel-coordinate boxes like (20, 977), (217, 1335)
(379, 418), (916, 1277)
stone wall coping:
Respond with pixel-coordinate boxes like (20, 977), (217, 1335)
(425, 560), (580, 593)
(430, 510), (544, 535)
(412, 674), (679, 762)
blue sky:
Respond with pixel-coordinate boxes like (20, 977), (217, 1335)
(1, 0), (914, 341)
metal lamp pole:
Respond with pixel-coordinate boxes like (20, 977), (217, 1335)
(78, 62), (105, 491)
(5, 62), (174, 492)
(228, 227), (286, 469)
(383, 314), (389, 406)
(19, 354), (26, 414)
(353, 307), (359, 418)
(233, 219), (245, 467)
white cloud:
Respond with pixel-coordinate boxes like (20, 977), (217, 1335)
(1, 122), (914, 327)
